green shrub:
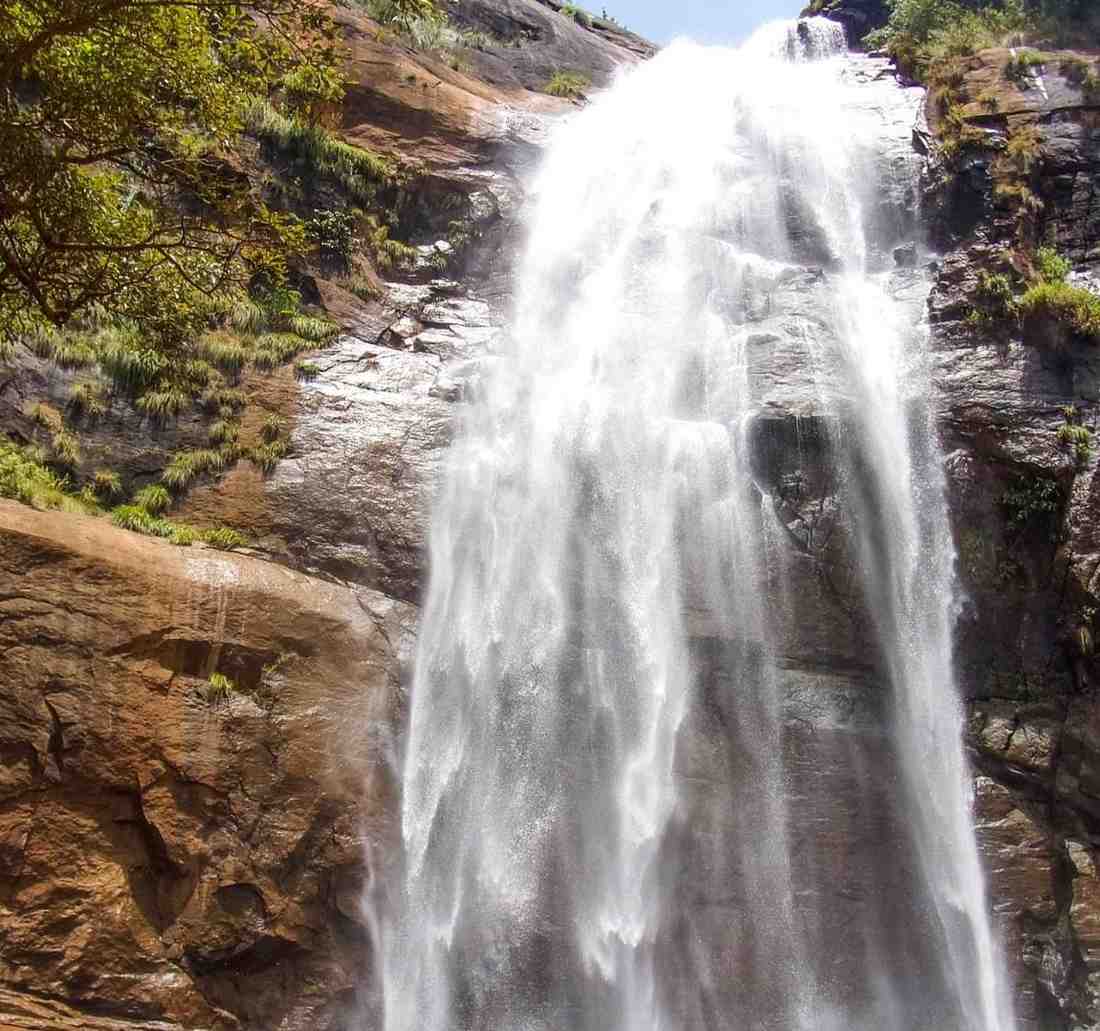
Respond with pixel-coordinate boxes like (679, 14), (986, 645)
(1001, 474), (1062, 526)
(977, 88), (1000, 112)
(261, 414), (288, 442)
(561, 3), (592, 27)
(68, 383), (106, 419)
(288, 314), (339, 342)
(1058, 422), (1092, 462)
(254, 332), (306, 365)
(161, 449), (225, 490)
(967, 269), (1018, 327)
(1034, 246), (1071, 284)
(1057, 404), (1093, 463)
(307, 209), (357, 267)
(357, 0), (490, 59)
(31, 404), (81, 468)
(250, 439), (289, 472)
(200, 332), (250, 374)
(294, 360), (321, 381)
(339, 271), (383, 302)
(200, 527), (247, 550)
(133, 484), (171, 514)
(111, 505), (197, 544)
(208, 420), (239, 446)
(30, 402), (62, 433)
(1019, 281), (1100, 341)
(110, 503), (239, 547)
(866, 0), (1037, 80)
(460, 29), (494, 50)
(1059, 62), (1100, 98)
(358, 0), (442, 31)
(1005, 49), (1046, 85)
(181, 360), (215, 391)
(245, 99), (401, 207)
(98, 336), (167, 395)
(251, 347), (280, 371)
(993, 182), (1044, 218)
(225, 298), (266, 335)
(544, 70), (591, 99)
(111, 503), (171, 536)
(362, 214), (418, 272)
(92, 469), (123, 497)
(197, 671), (238, 705)
(50, 338), (98, 370)
(0, 440), (86, 511)
(202, 386), (248, 414)
(1002, 125), (1041, 176)
(136, 388), (190, 420)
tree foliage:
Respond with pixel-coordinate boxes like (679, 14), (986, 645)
(866, 0), (1100, 76)
(0, 0), (345, 342)
(361, 0), (443, 31)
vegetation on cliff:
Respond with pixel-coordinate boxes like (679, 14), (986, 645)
(0, 0), (346, 341)
(0, 437), (249, 546)
(0, 0), (471, 539)
(870, 0), (1100, 363)
(866, 0), (1099, 78)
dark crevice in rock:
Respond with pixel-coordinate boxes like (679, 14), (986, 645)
(106, 630), (288, 692)
(116, 789), (197, 934)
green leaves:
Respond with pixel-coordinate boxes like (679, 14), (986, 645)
(362, 0), (446, 32)
(544, 70), (591, 99)
(0, 0), (343, 343)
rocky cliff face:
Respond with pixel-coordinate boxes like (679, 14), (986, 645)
(3, 3), (1100, 1029)
(801, 0), (890, 47)
(0, 3), (652, 1028)
(0, 500), (415, 1030)
(925, 49), (1100, 1029)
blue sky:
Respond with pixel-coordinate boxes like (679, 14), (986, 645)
(609, 0), (806, 45)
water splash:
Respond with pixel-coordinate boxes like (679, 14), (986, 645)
(374, 18), (1015, 1031)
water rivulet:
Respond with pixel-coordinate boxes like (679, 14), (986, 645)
(374, 19), (1016, 1031)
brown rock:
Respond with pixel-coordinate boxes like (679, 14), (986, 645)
(0, 500), (414, 1029)
(974, 778), (1060, 1025)
(1068, 840), (1100, 972)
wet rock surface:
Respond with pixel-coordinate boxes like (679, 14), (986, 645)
(921, 47), (1100, 1031)
(449, 0), (656, 91)
(0, 6), (649, 1028)
(800, 0), (890, 48)
(0, 500), (414, 1030)
(4, 6), (1100, 1029)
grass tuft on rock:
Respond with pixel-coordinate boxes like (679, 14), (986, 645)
(200, 527), (248, 550)
(250, 439), (290, 473)
(133, 484), (172, 514)
(561, 3), (592, 27)
(1004, 49), (1046, 86)
(544, 70), (591, 99)
(1019, 282), (1100, 341)
(161, 449), (226, 490)
(0, 441), (93, 512)
(197, 672), (238, 706)
(92, 470), (123, 497)
(245, 99), (402, 207)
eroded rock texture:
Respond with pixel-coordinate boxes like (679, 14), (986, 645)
(3, 1), (1100, 1027)
(0, 500), (415, 1029)
(915, 48), (1100, 1030)
(0, 3), (651, 1028)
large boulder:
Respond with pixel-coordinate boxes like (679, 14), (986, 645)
(0, 500), (414, 1030)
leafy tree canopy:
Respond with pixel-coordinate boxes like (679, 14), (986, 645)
(0, 0), (346, 344)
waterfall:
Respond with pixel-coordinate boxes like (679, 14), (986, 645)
(374, 18), (1016, 1031)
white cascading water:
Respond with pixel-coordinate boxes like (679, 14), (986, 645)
(373, 19), (1017, 1031)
